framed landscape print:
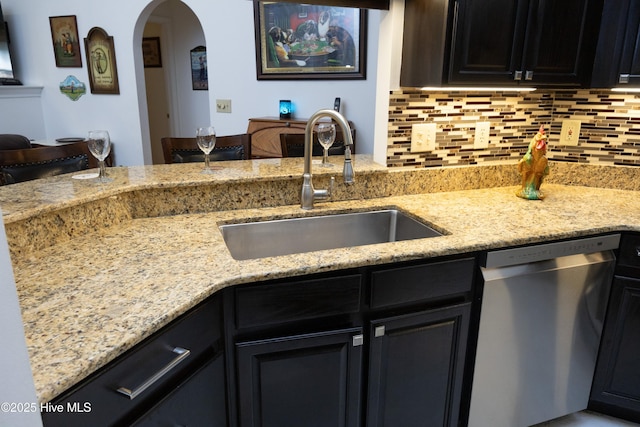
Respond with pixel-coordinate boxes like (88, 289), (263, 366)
(49, 15), (82, 67)
(84, 27), (120, 94)
(254, 2), (367, 80)
(142, 37), (162, 68)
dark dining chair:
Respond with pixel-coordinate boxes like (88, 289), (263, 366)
(0, 134), (32, 150)
(161, 134), (251, 164)
(0, 141), (98, 185)
(280, 128), (356, 158)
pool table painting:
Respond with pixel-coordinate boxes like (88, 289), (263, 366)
(254, 2), (366, 80)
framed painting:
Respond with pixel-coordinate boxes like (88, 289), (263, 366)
(142, 37), (162, 68)
(254, 2), (367, 80)
(49, 15), (82, 67)
(84, 27), (120, 94)
(190, 46), (208, 90)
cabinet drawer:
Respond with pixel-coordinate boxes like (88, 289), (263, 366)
(618, 234), (640, 268)
(42, 296), (221, 427)
(235, 274), (362, 329)
(370, 258), (475, 309)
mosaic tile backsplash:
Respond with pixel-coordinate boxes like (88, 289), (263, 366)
(388, 89), (640, 168)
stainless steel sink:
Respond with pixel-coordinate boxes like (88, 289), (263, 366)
(219, 208), (443, 260)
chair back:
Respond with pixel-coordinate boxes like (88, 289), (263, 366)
(280, 128), (356, 158)
(161, 134), (251, 164)
(0, 141), (97, 185)
(0, 134), (32, 150)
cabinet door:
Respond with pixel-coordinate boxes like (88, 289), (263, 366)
(236, 327), (363, 427)
(367, 303), (471, 427)
(590, 276), (640, 422)
(449, 0), (600, 86)
(521, 0), (600, 86)
(132, 354), (227, 427)
(618, 0), (640, 85)
(449, 0), (528, 84)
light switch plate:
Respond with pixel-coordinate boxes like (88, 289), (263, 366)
(216, 99), (232, 113)
(474, 121), (491, 149)
(559, 119), (581, 146)
(411, 123), (437, 152)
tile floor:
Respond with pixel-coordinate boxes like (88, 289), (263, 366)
(533, 410), (640, 426)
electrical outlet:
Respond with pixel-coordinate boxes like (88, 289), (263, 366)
(474, 121), (491, 149)
(411, 123), (437, 152)
(216, 99), (232, 113)
(560, 119), (581, 146)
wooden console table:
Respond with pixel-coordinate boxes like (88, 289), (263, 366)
(247, 117), (355, 158)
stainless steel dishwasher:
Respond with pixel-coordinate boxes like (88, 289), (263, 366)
(468, 234), (620, 427)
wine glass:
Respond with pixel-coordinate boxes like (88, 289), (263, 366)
(317, 123), (336, 167)
(196, 126), (216, 174)
(87, 130), (113, 183)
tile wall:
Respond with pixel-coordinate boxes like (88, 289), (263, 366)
(387, 89), (640, 168)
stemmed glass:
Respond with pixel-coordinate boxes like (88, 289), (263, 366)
(196, 126), (216, 174)
(317, 122), (336, 167)
(87, 130), (113, 183)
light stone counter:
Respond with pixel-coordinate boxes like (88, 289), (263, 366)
(2, 155), (640, 403)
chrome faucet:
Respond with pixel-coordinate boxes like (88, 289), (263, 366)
(301, 109), (355, 210)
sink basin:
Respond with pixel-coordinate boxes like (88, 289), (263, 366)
(219, 208), (443, 260)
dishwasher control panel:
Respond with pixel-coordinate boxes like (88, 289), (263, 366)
(483, 234), (621, 269)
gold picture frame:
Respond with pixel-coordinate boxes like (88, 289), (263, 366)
(49, 15), (82, 67)
(142, 37), (162, 68)
(254, 2), (367, 80)
(84, 27), (120, 94)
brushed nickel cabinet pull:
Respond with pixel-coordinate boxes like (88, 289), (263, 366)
(352, 334), (364, 347)
(117, 347), (191, 400)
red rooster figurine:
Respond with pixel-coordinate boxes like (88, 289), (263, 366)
(517, 124), (549, 200)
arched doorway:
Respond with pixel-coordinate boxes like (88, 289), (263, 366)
(135, 0), (210, 164)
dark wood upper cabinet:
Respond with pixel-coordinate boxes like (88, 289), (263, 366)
(592, 0), (640, 87)
(401, 0), (604, 87)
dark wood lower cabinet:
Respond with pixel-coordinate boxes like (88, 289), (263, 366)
(367, 303), (471, 427)
(43, 257), (478, 427)
(235, 327), (364, 427)
(132, 353), (227, 426)
(41, 295), (224, 427)
(40, 237), (640, 425)
(590, 275), (640, 423)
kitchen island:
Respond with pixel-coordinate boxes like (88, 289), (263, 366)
(2, 155), (640, 407)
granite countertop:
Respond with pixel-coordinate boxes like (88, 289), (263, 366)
(3, 155), (640, 403)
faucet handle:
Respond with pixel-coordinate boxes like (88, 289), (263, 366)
(343, 146), (354, 185)
(329, 176), (335, 198)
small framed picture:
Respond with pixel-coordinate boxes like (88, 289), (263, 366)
(142, 37), (162, 68)
(84, 27), (120, 94)
(49, 15), (82, 68)
(190, 46), (208, 90)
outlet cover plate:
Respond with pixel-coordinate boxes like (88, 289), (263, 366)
(474, 121), (491, 149)
(411, 123), (437, 152)
(216, 99), (232, 113)
(560, 119), (581, 146)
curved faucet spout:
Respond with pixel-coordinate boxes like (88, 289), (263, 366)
(301, 109), (355, 210)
